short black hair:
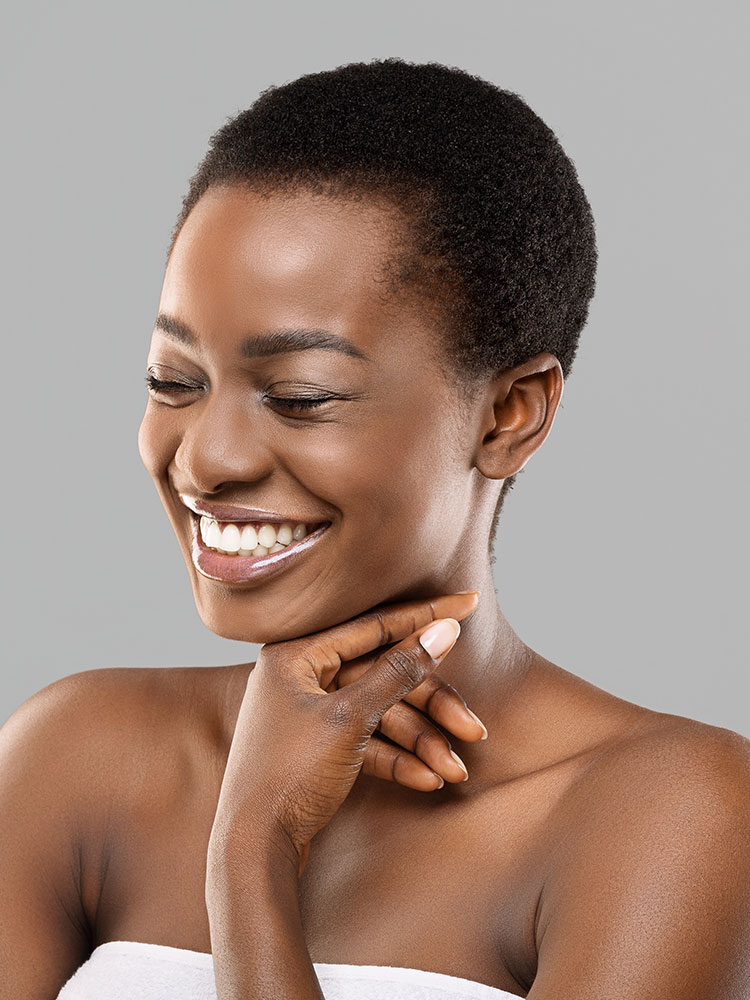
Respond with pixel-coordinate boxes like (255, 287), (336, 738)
(168, 58), (597, 554)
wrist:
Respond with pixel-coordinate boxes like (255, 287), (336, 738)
(206, 816), (301, 893)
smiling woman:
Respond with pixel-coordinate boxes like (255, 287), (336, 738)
(138, 181), (520, 640)
(2, 57), (749, 1000)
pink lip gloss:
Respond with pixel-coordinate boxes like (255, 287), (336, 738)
(189, 511), (331, 585)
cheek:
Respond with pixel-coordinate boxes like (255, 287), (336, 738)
(296, 413), (456, 545)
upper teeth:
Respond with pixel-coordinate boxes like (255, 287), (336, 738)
(199, 517), (311, 556)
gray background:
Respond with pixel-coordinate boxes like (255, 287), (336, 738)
(2, 1), (747, 735)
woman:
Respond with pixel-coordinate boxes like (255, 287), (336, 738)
(2, 58), (747, 1000)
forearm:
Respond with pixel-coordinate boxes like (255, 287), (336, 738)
(206, 829), (323, 1000)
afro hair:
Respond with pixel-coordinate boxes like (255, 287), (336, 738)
(167, 58), (598, 551)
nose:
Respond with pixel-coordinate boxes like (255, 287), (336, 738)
(174, 393), (274, 494)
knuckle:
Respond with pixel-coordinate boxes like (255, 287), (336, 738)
(413, 727), (447, 758)
(423, 682), (452, 716)
(367, 736), (383, 771)
(383, 647), (427, 689)
(368, 608), (390, 646)
(368, 738), (398, 782)
(294, 637), (342, 677)
(368, 606), (421, 646)
(291, 636), (320, 665)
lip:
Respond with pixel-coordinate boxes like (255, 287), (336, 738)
(188, 509), (331, 585)
(180, 495), (327, 526)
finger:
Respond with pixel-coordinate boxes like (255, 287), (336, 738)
(294, 592), (480, 690)
(378, 701), (468, 783)
(400, 676), (488, 743)
(338, 618), (463, 730)
(335, 654), (488, 743)
(362, 732), (445, 792)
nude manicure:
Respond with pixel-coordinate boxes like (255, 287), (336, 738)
(463, 706), (489, 739)
(449, 750), (469, 780)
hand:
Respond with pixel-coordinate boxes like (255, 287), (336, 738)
(208, 591), (484, 879)
(320, 600), (488, 787)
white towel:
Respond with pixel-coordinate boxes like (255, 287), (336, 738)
(56, 941), (522, 999)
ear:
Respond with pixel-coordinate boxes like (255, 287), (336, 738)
(474, 352), (564, 481)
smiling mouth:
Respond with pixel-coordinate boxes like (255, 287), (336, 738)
(197, 514), (325, 556)
(186, 508), (332, 584)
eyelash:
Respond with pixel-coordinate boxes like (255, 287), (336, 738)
(144, 374), (197, 394)
(268, 396), (330, 411)
(144, 374), (332, 412)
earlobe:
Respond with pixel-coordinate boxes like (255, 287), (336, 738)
(474, 353), (563, 481)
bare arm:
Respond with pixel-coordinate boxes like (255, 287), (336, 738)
(204, 592), (481, 999)
(0, 675), (97, 999)
(528, 723), (750, 1000)
(206, 831), (324, 1000)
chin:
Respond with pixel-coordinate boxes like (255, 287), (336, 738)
(185, 546), (413, 645)
(193, 601), (295, 645)
(191, 588), (351, 646)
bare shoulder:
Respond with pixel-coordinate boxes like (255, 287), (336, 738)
(546, 709), (750, 855)
(4, 665), (193, 752)
(529, 714), (750, 997)
(1, 664), (245, 811)
(2, 667), (142, 768)
(0, 665), (246, 989)
(566, 712), (750, 814)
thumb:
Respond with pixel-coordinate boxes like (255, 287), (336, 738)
(342, 618), (462, 730)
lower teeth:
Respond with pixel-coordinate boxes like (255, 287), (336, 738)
(212, 543), (279, 557)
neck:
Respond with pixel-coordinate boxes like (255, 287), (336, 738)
(392, 561), (534, 741)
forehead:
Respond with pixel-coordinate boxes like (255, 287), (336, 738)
(159, 184), (422, 359)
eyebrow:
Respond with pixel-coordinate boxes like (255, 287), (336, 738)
(153, 313), (372, 362)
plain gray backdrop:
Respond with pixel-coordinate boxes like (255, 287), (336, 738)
(2, 0), (747, 736)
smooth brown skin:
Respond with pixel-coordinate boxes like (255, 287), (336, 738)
(209, 595), (482, 875)
(206, 594), (487, 999)
(1, 186), (749, 999)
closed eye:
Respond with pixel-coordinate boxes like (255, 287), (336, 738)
(145, 373), (344, 415)
(265, 395), (333, 412)
(145, 374), (200, 394)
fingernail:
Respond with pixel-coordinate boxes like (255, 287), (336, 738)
(419, 619), (461, 658)
(455, 590), (481, 597)
(463, 706), (488, 740)
(449, 749), (469, 779)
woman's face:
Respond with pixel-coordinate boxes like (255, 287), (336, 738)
(138, 185), (487, 643)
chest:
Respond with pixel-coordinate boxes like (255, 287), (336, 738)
(92, 764), (571, 998)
